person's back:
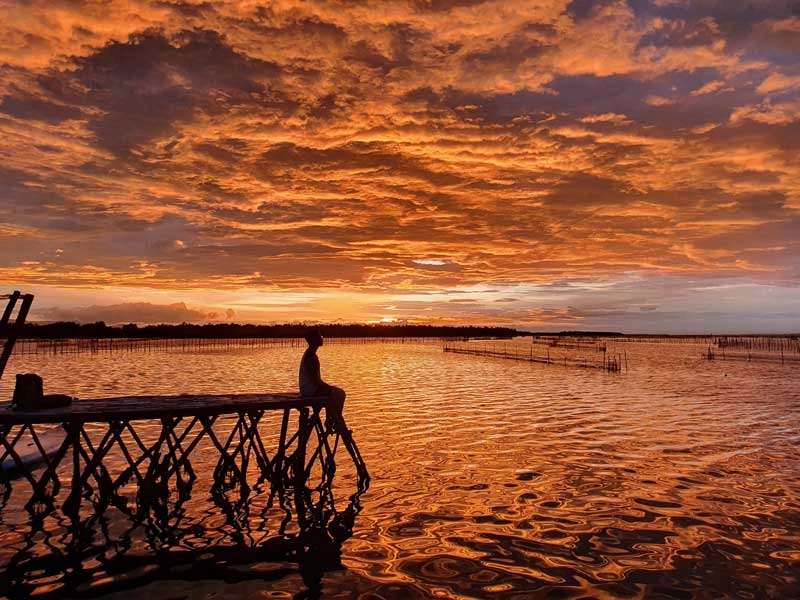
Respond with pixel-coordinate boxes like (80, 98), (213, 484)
(299, 345), (321, 399)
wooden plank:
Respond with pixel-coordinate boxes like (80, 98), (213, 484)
(0, 291), (20, 329)
(0, 393), (333, 425)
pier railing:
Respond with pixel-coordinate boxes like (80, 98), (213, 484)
(0, 393), (369, 596)
(0, 291), (33, 381)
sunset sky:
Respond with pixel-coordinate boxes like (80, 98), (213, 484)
(1, 0), (798, 332)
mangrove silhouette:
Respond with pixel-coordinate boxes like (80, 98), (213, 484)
(15, 321), (527, 340)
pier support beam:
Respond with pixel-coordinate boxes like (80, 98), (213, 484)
(0, 394), (370, 596)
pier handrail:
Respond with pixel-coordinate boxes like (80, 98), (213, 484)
(0, 291), (34, 381)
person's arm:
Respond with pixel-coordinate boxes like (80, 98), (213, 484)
(309, 353), (324, 388)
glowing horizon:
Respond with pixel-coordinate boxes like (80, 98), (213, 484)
(1, 1), (799, 333)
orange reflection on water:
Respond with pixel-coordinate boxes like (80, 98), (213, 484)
(1, 339), (798, 598)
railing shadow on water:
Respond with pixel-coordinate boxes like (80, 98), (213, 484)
(0, 408), (370, 599)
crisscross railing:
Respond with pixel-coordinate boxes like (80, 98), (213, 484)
(0, 394), (370, 596)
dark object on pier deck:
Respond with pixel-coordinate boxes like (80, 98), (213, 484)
(10, 373), (74, 411)
(0, 392), (370, 597)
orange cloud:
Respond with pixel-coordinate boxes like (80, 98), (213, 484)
(0, 0), (798, 331)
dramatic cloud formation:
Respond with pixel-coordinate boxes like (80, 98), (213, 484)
(1, 0), (798, 331)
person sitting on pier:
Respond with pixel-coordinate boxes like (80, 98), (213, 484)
(299, 328), (346, 432)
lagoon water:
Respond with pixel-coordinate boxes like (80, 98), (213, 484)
(1, 340), (799, 598)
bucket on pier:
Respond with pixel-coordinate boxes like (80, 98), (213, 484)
(12, 374), (43, 409)
(12, 373), (73, 411)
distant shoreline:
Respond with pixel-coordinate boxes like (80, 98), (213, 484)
(14, 322), (524, 340)
(8, 322), (798, 340)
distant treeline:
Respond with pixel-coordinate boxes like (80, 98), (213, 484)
(15, 321), (526, 340)
(557, 331), (624, 337)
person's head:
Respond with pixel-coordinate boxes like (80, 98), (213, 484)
(305, 327), (323, 348)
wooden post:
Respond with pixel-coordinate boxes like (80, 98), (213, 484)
(0, 292), (33, 381)
(294, 408), (310, 531)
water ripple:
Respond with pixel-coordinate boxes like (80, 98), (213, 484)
(1, 341), (799, 598)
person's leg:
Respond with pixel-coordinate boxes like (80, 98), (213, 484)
(326, 386), (346, 431)
(331, 386), (345, 414)
(315, 382), (333, 397)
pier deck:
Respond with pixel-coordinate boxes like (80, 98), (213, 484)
(0, 392), (324, 424)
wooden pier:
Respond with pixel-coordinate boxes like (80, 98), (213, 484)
(0, 393), (369, 596)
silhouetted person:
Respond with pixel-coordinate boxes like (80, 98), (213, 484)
(299, 328), (345, 431)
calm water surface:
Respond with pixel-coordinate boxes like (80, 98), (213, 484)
(1, 340), (798, 599)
